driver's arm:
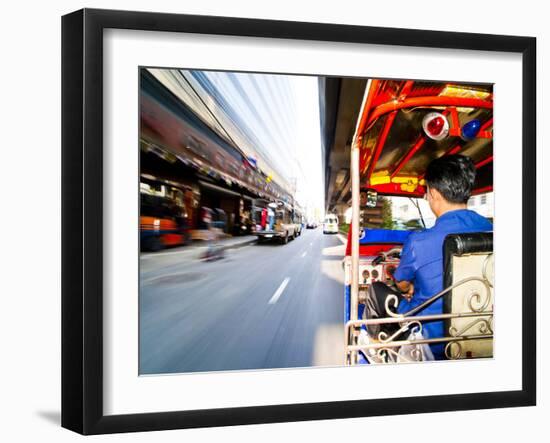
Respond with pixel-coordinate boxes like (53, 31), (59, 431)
(396, 280), (411, 292)
(395, 279), (415, 302)
(393, 234), (417, 302)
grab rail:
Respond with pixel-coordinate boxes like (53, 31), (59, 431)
(345, 274), (493, 364)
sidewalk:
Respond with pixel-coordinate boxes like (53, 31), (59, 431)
(141, 234), (258, 261)
(203, 234), (258, 251)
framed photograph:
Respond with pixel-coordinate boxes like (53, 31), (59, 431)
(62, 8), (536, 435)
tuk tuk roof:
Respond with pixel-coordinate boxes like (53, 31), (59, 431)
(356, 80), (493, 197)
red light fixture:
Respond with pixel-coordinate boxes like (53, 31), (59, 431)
(422, 112), (449, 141)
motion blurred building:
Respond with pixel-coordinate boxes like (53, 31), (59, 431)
(140, 68), (310, 238)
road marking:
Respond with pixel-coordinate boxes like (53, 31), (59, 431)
(301, 251), (307, 257)
(337, 234), (347, 244)
(268, 277), (290, 304)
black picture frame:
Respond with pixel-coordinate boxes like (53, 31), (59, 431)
(62, 8), (536, 435)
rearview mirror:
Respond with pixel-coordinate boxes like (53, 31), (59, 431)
(366, 189), (378, 208)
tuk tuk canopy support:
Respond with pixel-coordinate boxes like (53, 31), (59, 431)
(355, 82), (493, 197)
(364, 111), (398, 180)
(389, 108), (451, 179)
(475, 155), (494, 169)
(366, 95), (493, 128)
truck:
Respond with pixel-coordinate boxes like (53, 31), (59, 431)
(253, 200), (300, 244)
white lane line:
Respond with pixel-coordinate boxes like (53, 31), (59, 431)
(268, 277), (290, 304)
(301, 251), (307, 257)
(337, 234), (347, 245)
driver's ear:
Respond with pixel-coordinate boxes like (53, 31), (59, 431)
(429, 186), (441, 202)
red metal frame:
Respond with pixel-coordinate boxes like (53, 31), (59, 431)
(480, 117), (493, 131)
(345, 237), (405, 257)
(449, 107), (461, 137)
(369, 182), (426, 197)
(357, 81), (493, 197)
(390, 136), (426, 179)
(477, 117), (493, 139)
(471, 185), (493, 195)
(365, 111), (397, 181)
(416, 143), (461, 182)
(390, 109), (452, 179)
(398, 80), (414, 99)
(355, 79), (381, 142)
(366, 96), (493, 128)
(357, 80), (381, 174)
(445, 144), (463, 156)
(475, 155), (494, 169)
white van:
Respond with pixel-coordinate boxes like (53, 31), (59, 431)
(323, 214), (339, 234)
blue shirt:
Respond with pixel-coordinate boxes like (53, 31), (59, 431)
(393, 209), (492, 357)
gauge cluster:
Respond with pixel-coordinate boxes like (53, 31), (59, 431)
(360, 265), (383, 284)
(343, 256), (401, 286)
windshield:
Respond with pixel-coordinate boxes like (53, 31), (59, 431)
(349, 195), (432, 231)
(388, 196), (433, 230)
(380, 192), (494, 231)
(325, 216), (338, 224)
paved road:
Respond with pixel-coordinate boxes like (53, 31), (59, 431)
(139, 228), (346, 374)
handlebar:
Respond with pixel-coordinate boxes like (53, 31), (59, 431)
(371, 255), (385, 266)
(371, 247), (403, 267)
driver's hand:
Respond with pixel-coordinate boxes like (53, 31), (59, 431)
(403, 283), (415, 302)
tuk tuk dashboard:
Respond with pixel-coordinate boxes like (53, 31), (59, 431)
(344, 228), (410, 291)
(344, 250), (402, 289)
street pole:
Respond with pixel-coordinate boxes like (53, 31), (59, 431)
(348, 80), (372, 364)
(350, 143), (360, 328)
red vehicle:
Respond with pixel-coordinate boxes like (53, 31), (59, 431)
(140, 187), (191, 252)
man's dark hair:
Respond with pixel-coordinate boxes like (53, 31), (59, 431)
(425, 154), (476, 204)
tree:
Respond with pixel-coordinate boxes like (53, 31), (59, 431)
(381, 196), (394, 229)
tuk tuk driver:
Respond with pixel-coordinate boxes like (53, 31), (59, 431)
(368, 154), (492, 359)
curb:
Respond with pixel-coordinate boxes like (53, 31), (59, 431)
(220, 237), (257, 251)
(337, 233), (348, 245)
